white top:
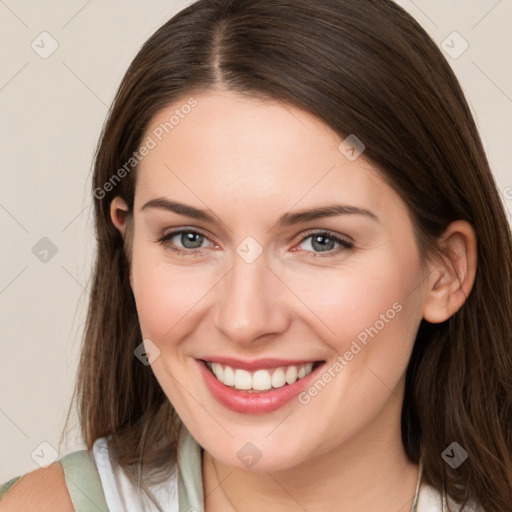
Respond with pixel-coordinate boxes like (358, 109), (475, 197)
(92, 435), (482, 512)
(92, 437), (178, 512)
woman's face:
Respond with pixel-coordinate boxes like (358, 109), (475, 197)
(121, 89), (430, 470)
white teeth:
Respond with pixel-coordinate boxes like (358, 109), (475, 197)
(206, 361), (317, 391)
(223, 366), (235, 386)
(211, 363), (223, 381)
(234, 369), (252, 390)
(271, 368), (286, 388)
(285, 365), (297, 384)
(252, 369), (272, 391)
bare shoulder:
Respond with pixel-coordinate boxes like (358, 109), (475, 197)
(0, 462), (74, 512)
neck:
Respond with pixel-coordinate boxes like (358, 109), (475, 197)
(202, 391), (420, 512)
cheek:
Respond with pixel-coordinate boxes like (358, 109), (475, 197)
(129, 244), (209, 342)
(295, 253), (420, 338)
(288, 251), (423, 444)
(272, 269), (422, 460)
(330, 252), (421, 399)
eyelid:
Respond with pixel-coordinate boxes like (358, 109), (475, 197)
(159, 226), (211, 240)
(294, 228), (355, 245)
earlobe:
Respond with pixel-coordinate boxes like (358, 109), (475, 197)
(110, 196), (130, 238)
(422, 220), (478, 323)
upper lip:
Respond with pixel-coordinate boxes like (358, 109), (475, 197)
(199, 357), (323, 371)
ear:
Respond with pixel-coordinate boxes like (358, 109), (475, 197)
(110, 196), (134, 287)
(110, 196), (130, 237)
(423, 220), (478, 323)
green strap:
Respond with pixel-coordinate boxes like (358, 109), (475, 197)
(177, 425), (204, 512)
(0, 451), (109, 511)
(60, 450), (109, 512)
(0, 476), (22, 501)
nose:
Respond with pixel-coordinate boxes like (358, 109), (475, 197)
(214, 249), (291, 346)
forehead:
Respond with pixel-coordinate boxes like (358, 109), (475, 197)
(134, 90), (404, 225)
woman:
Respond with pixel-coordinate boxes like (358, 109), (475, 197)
(1, 0), (511, 510)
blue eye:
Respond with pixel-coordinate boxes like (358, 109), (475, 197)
(158, 229), (211, 256)
(157, 229), (354, 258)
(294, 231), (354, 258)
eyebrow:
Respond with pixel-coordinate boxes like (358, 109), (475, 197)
(140, 198), (379, 226)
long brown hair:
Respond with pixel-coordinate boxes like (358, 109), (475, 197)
(62, 0), (512, 509)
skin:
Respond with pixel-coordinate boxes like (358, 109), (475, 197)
(110, 89), (477, 511)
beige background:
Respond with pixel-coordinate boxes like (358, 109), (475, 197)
(0, 0), (511, 480)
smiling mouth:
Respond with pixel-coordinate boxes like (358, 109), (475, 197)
(202, 360), (324, 393)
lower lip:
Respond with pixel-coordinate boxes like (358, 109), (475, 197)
(197, 359), (325, 414)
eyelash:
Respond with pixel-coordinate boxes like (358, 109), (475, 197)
(157, 228), (354, 258)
